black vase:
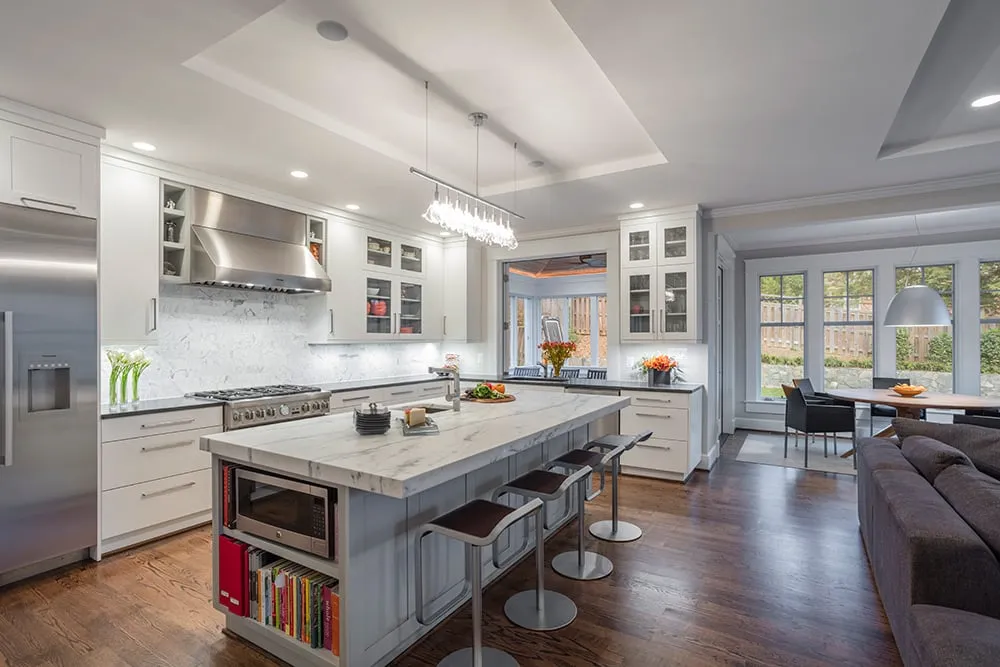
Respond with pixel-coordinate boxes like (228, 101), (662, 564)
(648, 369), (672, 386)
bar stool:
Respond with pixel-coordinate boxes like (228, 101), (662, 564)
(584, 430), (653, 542)
(416, 497), (543, 667)
(548, 442), (629, 580)
(490, 464), (594, 631)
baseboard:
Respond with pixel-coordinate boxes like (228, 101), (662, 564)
(735, 417), (783, 431)
(620, 466), (686, 482)
(699, 443), (720, 471)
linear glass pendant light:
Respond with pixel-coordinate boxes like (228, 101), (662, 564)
(410, 82), (520, 249)
(883, 285), (951, 327)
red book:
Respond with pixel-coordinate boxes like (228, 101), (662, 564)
(331, 585), (340, 657)
(218, 536), (248, 616)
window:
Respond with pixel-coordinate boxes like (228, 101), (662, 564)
(509, 295), (607, 370)
(981, 262), (1000, 397)
(895, 265), (953, 393)
(823, 270), (874, 389)
(760, 273), (804, 398)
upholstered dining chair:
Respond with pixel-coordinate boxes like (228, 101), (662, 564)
(784, 387), (856, 467)
(510, 366), (542, 377)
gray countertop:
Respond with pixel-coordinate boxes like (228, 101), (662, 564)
(101, 396), (221, 419)
(202, 389), (630, 498)
(463, 375), (703, 393)
(316, 374), (444, 393)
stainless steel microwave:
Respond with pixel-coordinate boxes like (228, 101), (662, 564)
(234, 469), (336, 559)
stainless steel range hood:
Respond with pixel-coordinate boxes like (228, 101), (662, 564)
(188, 187), (331, 293)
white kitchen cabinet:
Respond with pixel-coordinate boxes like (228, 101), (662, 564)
(313, 217), (443, 343)
(100, 161), (161, 345)
(619, 388), (702, 482)
(0, 120), (99, 218)
(442, 240), (483, 342)
(619, 207), (702, 342)
(99, 405), (223, 556)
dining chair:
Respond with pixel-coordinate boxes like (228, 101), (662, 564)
(510, 366), (542, 377)
(784, 387), (856, 468)
(781, 384), (800, 449)
(559, 368), (581, 378)
(587, 369), (607, 380)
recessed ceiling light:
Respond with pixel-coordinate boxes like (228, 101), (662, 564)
(290, 170), (309, 179)
(345, 204), (360, 211)
(132, 141), (156, 152)
(629, 202), (645, 210)
(439, 231), (451, 237)
(971, 94), (1000, 108)
(316, 20), (349, 42)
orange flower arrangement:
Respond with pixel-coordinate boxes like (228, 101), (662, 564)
(539, 340), (577, 377)
(642, 354), (679, 372)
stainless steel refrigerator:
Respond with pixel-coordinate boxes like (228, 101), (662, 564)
(0, 202), (98, 582)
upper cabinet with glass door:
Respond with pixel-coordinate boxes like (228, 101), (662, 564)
(620, 212), (698, 269)
(364, 233), (427, 276)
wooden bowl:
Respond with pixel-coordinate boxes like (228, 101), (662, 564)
(891, 386), (925, 397)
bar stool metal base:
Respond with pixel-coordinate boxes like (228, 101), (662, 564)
(551, 551), (613, 580)
(504, 589), (577, 631)
(588, 519), (642, 543)
(438, 646), (519, 667)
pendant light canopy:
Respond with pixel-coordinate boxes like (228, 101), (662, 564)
(883, 285), (951, 327)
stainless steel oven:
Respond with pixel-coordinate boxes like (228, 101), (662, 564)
(234, 469), (336, 559)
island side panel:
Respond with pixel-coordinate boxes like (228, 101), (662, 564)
(345, 426), (589, 667)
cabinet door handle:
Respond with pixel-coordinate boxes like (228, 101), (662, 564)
(660, 309), (665, 333)
(149, 297), (158, 333)
(635, 412), (672, 419)
(141, 439), (192, 453)
(141, 481), (196, 498)
(393, 313), (398, 334)
(443, 315), (447, 336)
(342, 395), (370, 402)
(140, 417), (196, 430)
(20, 197), (77, 211)
(329, 309), (335, 336)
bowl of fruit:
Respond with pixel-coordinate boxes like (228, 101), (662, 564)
(891, 383), (927, 397)
(462, 382), (514, 403)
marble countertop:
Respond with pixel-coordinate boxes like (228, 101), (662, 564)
(464, 375), (703, 394)
(101, 396), (222, 419)
(316, 374), (444, 393)
(201, 388), (630, 498)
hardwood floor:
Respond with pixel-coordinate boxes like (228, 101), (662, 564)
(0, 455), (901, 667)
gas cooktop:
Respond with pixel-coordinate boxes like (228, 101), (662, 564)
(188, 384), (331, 430)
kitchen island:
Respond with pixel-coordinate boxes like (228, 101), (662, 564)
(201, 388), (630, 667)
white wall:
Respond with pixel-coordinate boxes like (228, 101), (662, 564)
(508, 271), (607, 298)
(102, 284), (441, 402)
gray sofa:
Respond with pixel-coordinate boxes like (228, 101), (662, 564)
(857, 419), (1000, 666)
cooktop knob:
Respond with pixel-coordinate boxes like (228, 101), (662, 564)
(312, 401), (320, 410)
(266, 407), (276, 417)
(243, 409), (252, 420)
(303, 403), (311, 413)
(232, 412), (241, 422)
(279, 404), (290, 416)
(255, 408), (264, 418)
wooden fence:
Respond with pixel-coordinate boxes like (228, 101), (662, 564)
(760, 303), (947, 362)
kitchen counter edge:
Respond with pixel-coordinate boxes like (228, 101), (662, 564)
(464, 376), (704, 393)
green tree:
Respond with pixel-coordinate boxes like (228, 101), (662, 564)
(981, 328), (1000, 374)
(929, 332), (953, 370)
(896, 328), (912, 365)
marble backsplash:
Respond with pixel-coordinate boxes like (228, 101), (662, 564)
(101, 284), (442, 402)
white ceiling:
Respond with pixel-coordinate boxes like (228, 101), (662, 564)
(4, 0), (1000, 236)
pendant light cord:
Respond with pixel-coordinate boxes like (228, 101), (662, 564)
(475, 123), (480, 196)
(424, 81), (429, 172)
(513, 141), (518, 213)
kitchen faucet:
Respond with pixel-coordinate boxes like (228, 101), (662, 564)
(428, 367), (461, 412)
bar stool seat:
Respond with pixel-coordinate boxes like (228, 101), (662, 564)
(547, 442), (628, 581)
(491, 464), (593, 632)
(416, 496), (542, 667)
(585, 430), (653, 542)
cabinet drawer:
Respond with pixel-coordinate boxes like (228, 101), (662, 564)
(332, 388), (386, 411)
(102, 427), (217, 491)
(621, 390), (689, 410)
(101, 406), (223, 442)
(620, 407), (689, 441)
(621, 442), (687, 474)
(384, 386), (419, 403)
(102, 469), (211, 539)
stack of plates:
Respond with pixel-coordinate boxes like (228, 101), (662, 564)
(354, 403), (392, 435)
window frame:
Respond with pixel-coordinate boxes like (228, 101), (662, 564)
(757, 272), (806, 401)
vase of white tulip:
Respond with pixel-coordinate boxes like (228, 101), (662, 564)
(106, 349), (129, 406)
(126, 349), (151, 403)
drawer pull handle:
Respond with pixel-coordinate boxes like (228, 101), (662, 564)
(141, 481), (196, 498)
(635, 397), (671, 404)
(390, 390), (414, 396)
(342, 395), (370, 402)
(423, 385), (441, 391)
(140, 417), (196, 430)
(141, 440), (192, 453)
(635, 412), (671, 419)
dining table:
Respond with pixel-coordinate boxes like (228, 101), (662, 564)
(827, 388), (1000, 456)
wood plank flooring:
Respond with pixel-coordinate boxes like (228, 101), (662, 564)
(0, 454), (900, 667)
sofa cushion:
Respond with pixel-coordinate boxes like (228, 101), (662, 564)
(900, 435), (971, 483)
(909, 605), (1000, 667)
(893, 418), (1000, 480)
(857, 437), (915, 473)
(869, 470), (1000, 621)
(935, 463), (1000, 557)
